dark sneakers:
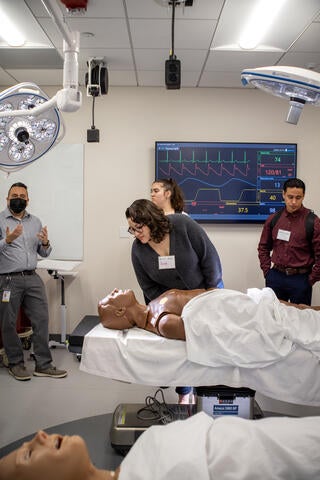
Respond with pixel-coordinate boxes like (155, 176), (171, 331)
(33, 366), (67, 378)
(8, 364), (67, 380)
(9, 364), (32, 381)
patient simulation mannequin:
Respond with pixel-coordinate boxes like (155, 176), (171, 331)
(98, 287), (320, 368)
(98, 287), (319, 340)
(98, 288), (209, 339)
(1, 414), (320, 480)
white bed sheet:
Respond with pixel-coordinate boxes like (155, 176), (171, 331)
(80, 324), (320, 406)
(120, 413), (320, 480)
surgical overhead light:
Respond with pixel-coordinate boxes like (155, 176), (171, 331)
(0, 83), (63, 172)
(0, 0), (82, 174)
(241, 66), (320, 124)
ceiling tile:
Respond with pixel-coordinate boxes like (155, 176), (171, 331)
(1, 0), (320, 89)
(5, 68), (63, 86)
(205, 51), (282, 72)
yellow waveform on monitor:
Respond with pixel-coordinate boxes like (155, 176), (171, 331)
(190, 187), (257, 203)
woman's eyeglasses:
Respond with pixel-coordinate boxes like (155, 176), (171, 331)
(127, 224), (144, 236)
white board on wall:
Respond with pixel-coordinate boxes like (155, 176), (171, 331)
(0, 143), (83, 260)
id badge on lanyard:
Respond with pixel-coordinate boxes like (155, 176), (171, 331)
(2, 275), (11, 302)
(2, 290), (11, 302)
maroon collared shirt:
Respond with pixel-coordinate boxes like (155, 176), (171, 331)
(258, 205), (320, 285)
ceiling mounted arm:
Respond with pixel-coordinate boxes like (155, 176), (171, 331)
(41, 0), (81, 111)
(42, 0), (76, 47)
(0, 0), (82, 173)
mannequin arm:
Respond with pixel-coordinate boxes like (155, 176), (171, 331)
(280, 300), (320, 310)
(156, 313), (186, 340)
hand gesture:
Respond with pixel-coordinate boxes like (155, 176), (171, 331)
(6, 224), (23, 244)
(37, 226), (49, 246)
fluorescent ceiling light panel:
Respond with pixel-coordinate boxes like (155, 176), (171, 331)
(238, 0), (288, 50)
(0, 9), (25, 46)
(0, 0), (53, 49)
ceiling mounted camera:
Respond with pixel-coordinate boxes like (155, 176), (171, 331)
(85, 58), (108, 97)
(85, 58), (108, 143)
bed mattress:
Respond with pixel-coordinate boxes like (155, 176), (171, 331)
(80, 324), (320, 406)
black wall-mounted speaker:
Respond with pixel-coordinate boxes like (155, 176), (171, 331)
(165, 58), (181, 89)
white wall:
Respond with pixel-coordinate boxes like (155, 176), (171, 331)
(40, 85), (320, 334)
(5, 84), (320, 414)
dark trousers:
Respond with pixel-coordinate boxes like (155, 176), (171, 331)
(0, 273), (53, 368)
(266, 268), (312, 305)
(175, 386), (193, 396)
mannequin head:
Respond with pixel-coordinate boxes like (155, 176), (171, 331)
(0, 430), (117, 480)
(98, 289), (140, 329)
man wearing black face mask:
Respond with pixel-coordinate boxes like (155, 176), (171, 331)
(0, 182), (67, 381)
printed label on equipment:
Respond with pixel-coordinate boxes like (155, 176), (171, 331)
(213, 405), (239, 415)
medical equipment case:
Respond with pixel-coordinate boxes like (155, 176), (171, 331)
(110, 402), (195, 455)
(110, 387), (260, 454)
(196, 385), (255, 419)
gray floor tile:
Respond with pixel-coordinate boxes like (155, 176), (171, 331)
(0, 347), (177, 448)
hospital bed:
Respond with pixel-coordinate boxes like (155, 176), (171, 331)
(79, 323), (320, 407)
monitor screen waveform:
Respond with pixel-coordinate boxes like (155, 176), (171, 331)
(155, 141), (297, 223)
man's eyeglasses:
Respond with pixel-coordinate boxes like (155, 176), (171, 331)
(127, 224), (144, 236)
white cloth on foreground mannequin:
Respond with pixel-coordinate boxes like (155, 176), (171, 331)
(120, 412), (320, 480)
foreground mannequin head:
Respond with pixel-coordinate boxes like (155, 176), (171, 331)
(0, 430), (118, 480)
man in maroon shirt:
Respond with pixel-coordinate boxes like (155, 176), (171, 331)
(258, 178), (320, 305)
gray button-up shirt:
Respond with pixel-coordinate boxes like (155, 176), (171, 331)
(0, 207), (52, 273)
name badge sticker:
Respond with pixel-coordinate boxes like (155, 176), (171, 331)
(158, 255), (175, 270)
(277, 229), (291, 242)
(2, 290), (11, 302)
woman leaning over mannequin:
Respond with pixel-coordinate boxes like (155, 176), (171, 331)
(125, 199), (223, 307)
(125, 199), (223, 404)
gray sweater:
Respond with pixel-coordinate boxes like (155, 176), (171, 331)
(131, 214), (223, 302)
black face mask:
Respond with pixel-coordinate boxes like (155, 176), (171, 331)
(9, 198), (27, 214)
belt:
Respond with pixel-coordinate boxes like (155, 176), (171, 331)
(273, 265), (311, 276)
(0, 270), (36, 276)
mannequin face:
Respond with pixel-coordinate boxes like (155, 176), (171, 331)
(151, 182), (171, 210)
(0, 431), (93, 480)
(98, 289), (140, 328)
(100, 288), (138, 309)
